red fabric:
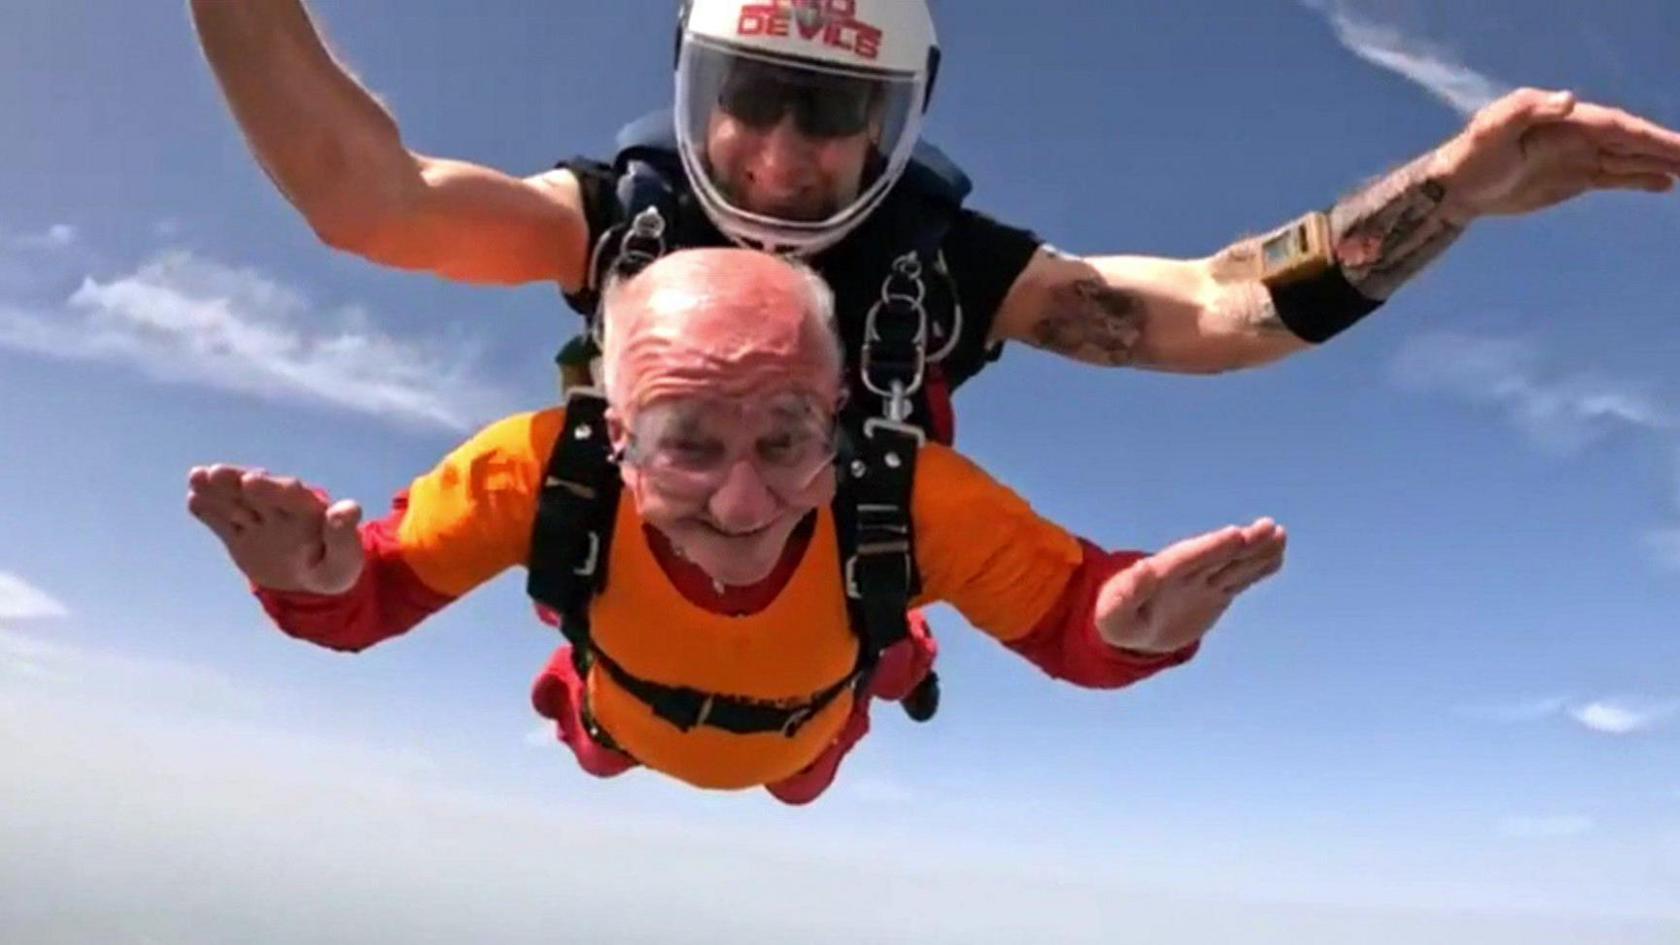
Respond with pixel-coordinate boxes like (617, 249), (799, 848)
(1004, 539), (1199, 688)
(253, 492), (456, 653)
(529, 647), (639, 778)
(924, 366), (956, 445)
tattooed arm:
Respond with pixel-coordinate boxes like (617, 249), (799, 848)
(988, 148), (1467, 373)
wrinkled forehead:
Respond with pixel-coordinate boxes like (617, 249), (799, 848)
(607, 254), (841, 413)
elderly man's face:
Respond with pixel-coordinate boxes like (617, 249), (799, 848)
(605, 250), (842, 587)
(625, 393), (837, 585)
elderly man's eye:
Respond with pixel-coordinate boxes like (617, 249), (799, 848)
(662, 438), (724, 468)
(758, 432), (814, 467)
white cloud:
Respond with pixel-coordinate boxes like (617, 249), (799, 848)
(1301, 0), (1509, 117)
(0, 250), (515, 432)
(0, 571), (69, 620)
(0, 626), (266, 717)
(1568, 699), (1679, 736)
(1456, 696), (1569, 724)
(1392, 333), (1674, 455)
(1497, 815), (1594, 840)
(2, 222), (78, 251)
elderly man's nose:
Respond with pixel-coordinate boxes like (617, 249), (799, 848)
(707, 459), (778, 527)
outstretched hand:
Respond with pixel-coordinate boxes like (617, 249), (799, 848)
(1440, 88), (1680, 220)
(1094, 518), (1286, 654)
(186, 465), (365, 595)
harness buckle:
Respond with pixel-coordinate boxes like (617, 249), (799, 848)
(572, 531), (601, 578)
(780, 705), (813, 738)
(863, 416), (926, 449)
(843, 546), (913, 600)
(691, 693), (715, 730)
(860, 251), (930, 412)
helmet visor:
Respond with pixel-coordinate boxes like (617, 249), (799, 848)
(676, 38), (924, 234)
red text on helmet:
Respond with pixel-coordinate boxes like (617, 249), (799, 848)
(737, 0), (883, 61)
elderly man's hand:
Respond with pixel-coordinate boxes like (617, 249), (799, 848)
(1436, 88), (1680, 221)
(1094, 518), (1286, 654)
(186, 465), (365, 595)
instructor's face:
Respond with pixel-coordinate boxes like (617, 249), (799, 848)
(705, 111), (872, 223)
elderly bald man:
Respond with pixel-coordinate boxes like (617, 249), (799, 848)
(186, 248), (1286, 804)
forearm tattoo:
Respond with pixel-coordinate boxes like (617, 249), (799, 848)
(1329, 151), (1465, 300)
(1028, 278), (1146, 366)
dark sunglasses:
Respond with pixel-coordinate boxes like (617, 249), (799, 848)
(717, 61), (880, 139)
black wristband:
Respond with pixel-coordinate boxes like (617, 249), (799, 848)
(1268, 264), (1384, 344)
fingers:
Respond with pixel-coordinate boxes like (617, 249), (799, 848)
(1149, 525), (1249, 579)
(186, 491), (249, 544)
(1590, 172), (1674, 193)
(186, 464), (260, 536)
(1574, 104), (1680, 162)
(239, 470), (323, 522)
(1205, 543), (1286, 595)
(1197, 520), (1287, 594)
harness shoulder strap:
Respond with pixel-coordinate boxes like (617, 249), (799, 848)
(833, 417), (924, 681)
(527, 389), (623, 654)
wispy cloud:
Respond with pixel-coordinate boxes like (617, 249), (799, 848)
(1458, 694), (1680, 736)
(1392, 333), (1674, 455)
(0, 249), (515, 432)
(1568, 699), (1679, 736)
(0, 626), (265, 716)
(1301, 0), (1510, 117)
(1498, 815), (1595, 840)
(8, 223), (78, 250)
(0, 571), (69, 620)
(1395, 334), (1680, 571)
(1456, 696), (1571, 724)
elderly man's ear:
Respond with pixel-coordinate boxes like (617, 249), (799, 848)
(606, 411), (630, 460)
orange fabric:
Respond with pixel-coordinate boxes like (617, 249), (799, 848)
(909, 445), (1086, 643)
(587, 497), (858, 789)
(396, 411), (559, 597)
(385, 406), (1089, 792)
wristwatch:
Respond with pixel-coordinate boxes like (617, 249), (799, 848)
(1257, 211), (1335, 288)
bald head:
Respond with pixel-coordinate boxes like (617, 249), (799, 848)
(600, 249), (842, 417)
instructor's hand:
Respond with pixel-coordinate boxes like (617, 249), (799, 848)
(1438, 88), (1680, 220)
(1094, 518), (1286, 654)
(186, 465), (364, 595)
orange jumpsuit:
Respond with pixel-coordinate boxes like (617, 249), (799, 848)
(257, 409), (1197, 802)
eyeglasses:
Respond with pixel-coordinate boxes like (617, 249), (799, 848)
(621, 397), (838, 502)
(717, 60), (880, 139)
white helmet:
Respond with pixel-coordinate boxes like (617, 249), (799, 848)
(674, 0), (940, 256)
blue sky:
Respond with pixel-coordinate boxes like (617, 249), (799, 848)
(2, 1), (1679, 941)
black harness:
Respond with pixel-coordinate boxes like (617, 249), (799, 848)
(525, 388), (926, 746)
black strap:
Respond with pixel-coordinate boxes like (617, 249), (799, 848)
(834, 417), (923, 686)
(591, 647), (850, 739)
(527, 390), (622, 654)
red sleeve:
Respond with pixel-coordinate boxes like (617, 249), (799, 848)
(1003, 539), (1199, 689)
(252, 491), (457, 653)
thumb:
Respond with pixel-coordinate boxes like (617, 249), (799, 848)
(1094, 556), (1158, 645)
(1485, 88), (1575, 135)
(311, 499), (365, 594)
